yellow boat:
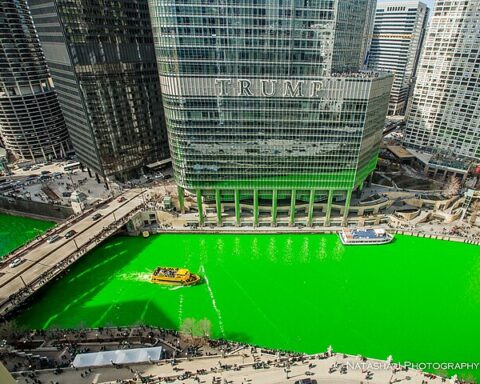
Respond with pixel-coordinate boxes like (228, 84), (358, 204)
(151, 267), (200, 286)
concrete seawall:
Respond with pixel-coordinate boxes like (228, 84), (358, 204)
(0, 196), (73, 221)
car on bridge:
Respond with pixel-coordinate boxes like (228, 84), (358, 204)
(47, 234), (61, 244)
(117, 196), (126, 203)
(92, 213), (102, 221)
(64, 230), (76, 239)
(9, 258), (23, 268)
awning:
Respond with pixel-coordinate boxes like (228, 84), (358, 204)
(72, 347), (163, 367)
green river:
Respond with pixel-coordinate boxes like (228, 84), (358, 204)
(0, 213), (54, 258)
(12, 233), (480, 380)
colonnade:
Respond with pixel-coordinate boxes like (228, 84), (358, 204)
(178, 186), (355, 227)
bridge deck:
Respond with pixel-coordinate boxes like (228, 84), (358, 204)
(0, 189), (147, 316)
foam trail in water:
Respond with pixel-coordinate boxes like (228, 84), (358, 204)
(200, 265), (225, 337)
(178, 294), (184, 324)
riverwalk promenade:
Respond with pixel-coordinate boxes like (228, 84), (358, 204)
(4, 326), (459, 384)
(0, 189), (149, 317)
(10, 346), (454, 384)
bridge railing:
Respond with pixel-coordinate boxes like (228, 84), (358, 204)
(0, 204), (144, 317)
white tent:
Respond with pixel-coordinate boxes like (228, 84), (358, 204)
(73, 347), (163, 368)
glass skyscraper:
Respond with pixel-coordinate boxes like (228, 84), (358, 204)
(404, 0), (480, 170)
(368, 1), (429, 116)
(148, 0), (393, 226)
(29, 0), (170, 181)
(0, 0), (70, 161)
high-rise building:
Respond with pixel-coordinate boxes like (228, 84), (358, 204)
(0, 0), (70, 161)
(360, 0), (378, 68)
(368, 1), (429, 115)
(148, 0), (393, 226)
(28, 0), (170, 181)
(404, 0), (480, 176)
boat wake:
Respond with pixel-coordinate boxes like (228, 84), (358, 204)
(118, 272), (152, 282)
(200, 265), (225, 337)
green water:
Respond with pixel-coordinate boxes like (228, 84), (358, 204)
(0, 213), (55, 258)
(14, 234), (480, 381)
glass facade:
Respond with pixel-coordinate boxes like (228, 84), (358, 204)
(29, 0), (170, 180)
(0, 0), (70, 161)
(404, 0), (480, 163)
(148, 0), (392, 224)
(368, 1), (429, 115)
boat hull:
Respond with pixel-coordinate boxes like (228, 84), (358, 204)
(151, 273), (201, 286)
(339, 232), (394, 245)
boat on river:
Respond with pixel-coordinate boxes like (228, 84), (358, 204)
(340, 228), (393, 245)
(151, 267), (200, 286)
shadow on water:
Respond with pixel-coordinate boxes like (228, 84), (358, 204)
(13, 235), (174, 330)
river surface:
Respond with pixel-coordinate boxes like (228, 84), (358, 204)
(0, 213), (54, 258)
(13, 233), (480, 380)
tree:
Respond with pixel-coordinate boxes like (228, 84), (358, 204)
(196, 318), (212, 338)
(443, 175), (461, 196)
(0, 320), (25, 343)
(180, 318), (196, 338)
(469, 200), (480, 225)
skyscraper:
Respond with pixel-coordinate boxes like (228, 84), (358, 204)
(360, 0), (378, 68)
(404, 0), (480, 173)
(0, 0), (70, 161)
(368, 1), (429, 115)
(148, 0), (393, 226)
(28, 0), (170, 181)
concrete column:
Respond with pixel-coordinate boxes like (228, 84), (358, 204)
(289, 189), (296, 226)
(271, 189), (278, 226)
(342, 190), (352, 226)
(368, 173), (373, 187)
(308, 189), (315, 227)
(325, 189), (334, 226)
(215, 189), (222, 226)
(177, 186), (185, 213)
(253, 189), (259, 227)
(234, 189), (241, 226)
(196, 189), (203, 225)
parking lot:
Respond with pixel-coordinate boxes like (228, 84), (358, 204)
(0, 161), (112, 206)
(0, 160), (175, 208)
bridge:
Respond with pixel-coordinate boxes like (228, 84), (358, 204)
(0, 189), (148, 317)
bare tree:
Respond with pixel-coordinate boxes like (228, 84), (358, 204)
(196, 318), (212, 338)
(469, 200), (480, 225)
(444, 175), (461, 196)
(180, 318), (196, 338)
(0, 320), (25, 343)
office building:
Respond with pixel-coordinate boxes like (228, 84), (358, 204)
(368, 1), (429, 115)
(28, 0), (170, 181)
(360, 0), (378, 68)
(404, 0), (480, 178)
(0, 0), (70, 161)
(148, 0), (393, 226)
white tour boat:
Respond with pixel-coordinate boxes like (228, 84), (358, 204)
(339, 228), (393, 245)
